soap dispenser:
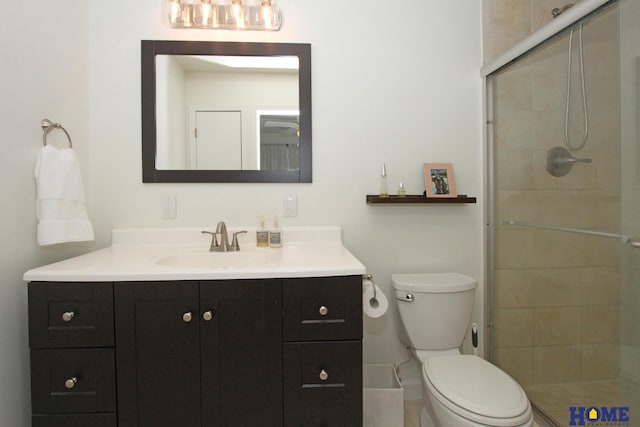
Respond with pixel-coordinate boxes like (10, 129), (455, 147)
(380, 163), (389, 198)
(269, 215), (283, 248)
(256, 215), (269, 247)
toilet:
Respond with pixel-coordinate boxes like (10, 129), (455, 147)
(392, 273), (533, 427)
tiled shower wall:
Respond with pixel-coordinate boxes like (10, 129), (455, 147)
(485, 2), (622, 386)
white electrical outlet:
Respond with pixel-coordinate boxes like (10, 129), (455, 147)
(162, 195), (177, 219)
(283, 195), (297, 217)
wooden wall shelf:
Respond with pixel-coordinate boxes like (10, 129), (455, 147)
(366, 194), (477, 204)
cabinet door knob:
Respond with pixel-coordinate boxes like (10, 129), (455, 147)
(62, 311), (75, 322)
(319, 369), (329, 381)
(183, 312), (193, 322)
(202, 311), (213, 321)
(64, 377), (78, 389)
(319, 306), (329, 316)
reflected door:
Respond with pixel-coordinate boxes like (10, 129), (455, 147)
(194, 111), (241, 170)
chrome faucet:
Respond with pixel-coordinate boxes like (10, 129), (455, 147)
(201, 221), (247, 252)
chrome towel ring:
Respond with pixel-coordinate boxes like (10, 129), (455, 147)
(41, 118), (72, 148)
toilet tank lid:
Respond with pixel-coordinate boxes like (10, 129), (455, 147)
(392, 273), (477, 293)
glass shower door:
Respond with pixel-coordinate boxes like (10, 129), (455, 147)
(487, 0), (640, 424)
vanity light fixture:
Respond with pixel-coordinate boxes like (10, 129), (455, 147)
(167, 0), (282, 30)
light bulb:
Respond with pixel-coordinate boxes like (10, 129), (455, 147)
(261, 1), (273, 29)
(231, 0), (246, 28)
(196, 0), (216, 27)
(169, 0), (182, 25)
(258, 0), (280, 30)
(182, 4), (194, 27)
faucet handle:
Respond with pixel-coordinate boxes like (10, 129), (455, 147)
(230, 230), (248, 251)
(201, 231), (219, 251)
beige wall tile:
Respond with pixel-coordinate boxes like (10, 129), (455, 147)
(484, 31), (530, 64)
(578, 236), (620, 268)
(535, 307), (582, 345)
(532, 72), (566, 112)
(533, 345), (582, 383)
(582, 305), (620, 344)
(494, 190), (539, 222)
(582, 344), (620, 380)
(494, 308), (534, 347)
(532, 229), (582, 268)
(484, 0), (532, 33)
(495, 67), (533, 111)
(494, 268), (534, 308)
(495, 229), (535, 269)
(532, 110), (563, 149)
(495, 150), (534, 190)
(580, 267), (620, 305)
(531, 0), (562, 32)
(532, 268), (582, 307)
(494, 346), (534, 385)
(494, 109), (533, 149)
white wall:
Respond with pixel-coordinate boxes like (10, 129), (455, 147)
(0, 1), (91, 425)
(88, 0), (484, 370)
(0, 2), (482, 424)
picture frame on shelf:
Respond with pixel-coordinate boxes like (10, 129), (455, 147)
(424, 163), (457, 198)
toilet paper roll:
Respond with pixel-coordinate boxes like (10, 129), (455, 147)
(362, 279), (388, 318)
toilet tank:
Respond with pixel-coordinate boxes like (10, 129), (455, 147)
(392, 273), (477, 351)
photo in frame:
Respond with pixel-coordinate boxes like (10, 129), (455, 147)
(424, 163), (457, 198)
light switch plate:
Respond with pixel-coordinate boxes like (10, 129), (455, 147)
(162, 195), (177, 219)
(283, 195), (297, 217)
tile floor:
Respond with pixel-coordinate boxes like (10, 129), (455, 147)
(403, 400), (422, 427)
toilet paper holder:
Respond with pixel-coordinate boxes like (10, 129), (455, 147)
(362, 274), (378, 308)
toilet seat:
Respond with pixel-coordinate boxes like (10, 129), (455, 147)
(423, 355), (532, 426)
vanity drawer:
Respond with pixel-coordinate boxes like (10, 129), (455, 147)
(30, 348), (116, 414)
(283, 276), (362, 342)
(283, 341), (362, 426)
(28, 282), (114, 349)
(32, 413), (117, 427)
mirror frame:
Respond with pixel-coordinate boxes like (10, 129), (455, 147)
(141, 40), (312, 183)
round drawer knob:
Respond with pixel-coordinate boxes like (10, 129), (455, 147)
(65, 377), (77, 389)
(318, 306), (329, 316)
(319, 369), (329, 381)
(62, 311), (75, 322)
(202, 311), (213, 321)
(183, 312), (193, 322)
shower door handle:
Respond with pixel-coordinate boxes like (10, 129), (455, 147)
(629, 240), (640, 249)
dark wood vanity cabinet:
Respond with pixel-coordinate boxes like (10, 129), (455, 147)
(28, 282), (117, 427)
(28, 276), (362, 427)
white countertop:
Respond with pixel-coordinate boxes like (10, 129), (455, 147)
(23, 226), (366, 282)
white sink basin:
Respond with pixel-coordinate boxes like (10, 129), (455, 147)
(154, 250), (273, 269)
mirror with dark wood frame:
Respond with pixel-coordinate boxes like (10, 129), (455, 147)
(141, 40), (312, 183)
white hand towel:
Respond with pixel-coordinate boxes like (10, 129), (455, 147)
(35, 145), (95, 246)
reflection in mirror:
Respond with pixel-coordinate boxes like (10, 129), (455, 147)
(142, 40), (312, 183)
(258, 110), (299, 170)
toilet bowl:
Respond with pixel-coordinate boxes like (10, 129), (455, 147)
(392, 273), (533, 427)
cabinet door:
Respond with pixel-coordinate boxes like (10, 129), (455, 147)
(115, 282), (201, 427)
(200, 279), (283, 427)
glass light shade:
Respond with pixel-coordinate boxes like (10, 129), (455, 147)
(168, 0), (183, 25)
(167, 0), (281, 30)
(194, 1), (220, 27)
(253, 1), (281, 30)
(225, 0), (248, 29)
